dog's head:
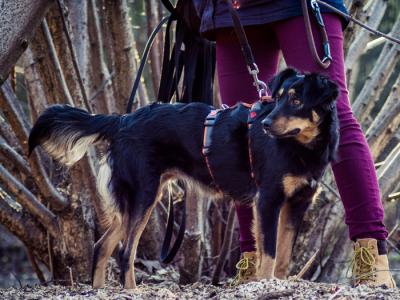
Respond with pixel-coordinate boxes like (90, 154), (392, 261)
(261, 68), (339, 160)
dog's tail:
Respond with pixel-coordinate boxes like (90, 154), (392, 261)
(29, 104), (121, 166)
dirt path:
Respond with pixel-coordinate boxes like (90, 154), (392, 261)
(1, 278), (399, 299)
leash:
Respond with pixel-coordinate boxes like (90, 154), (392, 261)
(301, 0), (332, 69)
(317, 0), (400, 45)
(160, 181), (186, 264)
(126, 15), (170, 113)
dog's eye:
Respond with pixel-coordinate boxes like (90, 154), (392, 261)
(290, 98), (302, 106)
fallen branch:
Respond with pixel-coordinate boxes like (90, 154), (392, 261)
(0, 164), (60, 237)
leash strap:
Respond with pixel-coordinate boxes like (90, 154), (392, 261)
(126, 15), (170, 113)
(317, 0), (400, 45)
(223, 0), (269, 98)
(160, 182), (186, 264)
(301, 0), (332, 69)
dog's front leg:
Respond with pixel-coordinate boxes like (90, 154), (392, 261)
(253, 189), (283, 280)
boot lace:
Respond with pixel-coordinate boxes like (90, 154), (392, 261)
(230, 256), (256, 287)
(349, 246), (376, 285)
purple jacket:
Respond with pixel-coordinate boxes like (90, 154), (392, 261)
(194, 0), (348, 40)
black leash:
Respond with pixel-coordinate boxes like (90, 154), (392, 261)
(160, 183), (186, 263)
(126, 15), (170, 113)
(317, 0), (400, 45)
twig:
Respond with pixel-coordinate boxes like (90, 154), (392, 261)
(212, 203), (236, 285)
(257, 289), (295, 300)
(11, 272), (23, 288)
(47, 203), (54, 282)
(56, 0), (92, 113)
(294, 249), (320, 279)
(41, 20), (74, 107)
(89, 71), (115, 102)
(328, 287), (343, 300)
(67, 266), (74, 287)
(386, 239), (400, 255)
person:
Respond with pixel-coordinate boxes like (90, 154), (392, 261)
(195, 0), (396, 288)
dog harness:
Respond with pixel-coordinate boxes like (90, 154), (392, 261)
(202, 97), (274, 186)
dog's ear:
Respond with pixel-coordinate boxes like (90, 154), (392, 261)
(268, 68), (298, 99)
(306, 74), (339, 108)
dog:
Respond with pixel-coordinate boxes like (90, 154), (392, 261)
(28, 68), (339, 288)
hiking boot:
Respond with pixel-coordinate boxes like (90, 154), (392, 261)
(351, 238), (396, 288)
(230, 251), (258, 286)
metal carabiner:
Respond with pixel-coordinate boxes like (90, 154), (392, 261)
(247, 63), (270, 99)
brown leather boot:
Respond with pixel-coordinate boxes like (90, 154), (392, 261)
(230, 251), (258, 286)
(352, 238), (396, 288)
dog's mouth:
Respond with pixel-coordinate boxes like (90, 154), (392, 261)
(264, 128), (301, 138)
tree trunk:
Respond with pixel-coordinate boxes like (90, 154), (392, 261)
(0, 0), (54, 83)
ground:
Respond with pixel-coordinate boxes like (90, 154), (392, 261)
(1, 277), (399, 299)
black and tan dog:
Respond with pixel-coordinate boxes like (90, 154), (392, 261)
(28, 68), (339, 288)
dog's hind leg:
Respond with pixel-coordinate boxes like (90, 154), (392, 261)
(92, 215), (122, 288)
(119, 192), (159, 289)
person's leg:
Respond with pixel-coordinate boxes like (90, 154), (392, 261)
(216, 25), (280, 254)
(272, 14), (388, 241)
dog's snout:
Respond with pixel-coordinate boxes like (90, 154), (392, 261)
(262, 118), (273, 130)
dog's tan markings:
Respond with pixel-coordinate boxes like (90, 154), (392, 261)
(312, 110), (320, 123)
(93, 216), (122, 288)
(274, 202), (296, 279)
(273, 116), (320, 144)
(282, 174), (308, 198)
(252, 204), (275, 279)
(122, 204), (156, 289)
(296, 123), (319, 144)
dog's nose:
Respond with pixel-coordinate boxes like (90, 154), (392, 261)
(262, 118), (273, 130)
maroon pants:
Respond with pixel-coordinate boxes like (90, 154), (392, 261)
(215, 14), (388, 253)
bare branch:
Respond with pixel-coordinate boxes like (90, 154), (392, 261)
(377, 143), (400, 200)
(41, 20), (75, 107)
(366, 74), (400, 158)
(0, 189), (49, 264)
(0, 115), (23, 153)
(145, 0), (162, 97)
(0, 81), (69, 210)
(343, 0), (367, 53)
(56, 0), (92, 112)
(352, 15), (400, 122)
(0, 164), (60, 237)
(0, 137), (31, 175)
(345, 1), (387, 78)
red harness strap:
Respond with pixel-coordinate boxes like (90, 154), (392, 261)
(202, 97), (273, 186)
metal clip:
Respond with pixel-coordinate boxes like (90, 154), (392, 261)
(310, 0), (324, 27)
(247, 63), (269, 99)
